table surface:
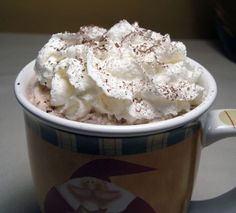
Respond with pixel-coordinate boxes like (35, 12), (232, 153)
(0, 33), (236, 213)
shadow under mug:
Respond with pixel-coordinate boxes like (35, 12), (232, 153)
(15, 59), (236, 213)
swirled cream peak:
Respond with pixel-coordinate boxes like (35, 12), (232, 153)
(34, 20), (204, 124)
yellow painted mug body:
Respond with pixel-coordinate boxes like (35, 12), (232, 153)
(25, 112), (202, 213)
(15, 60), (236, 213)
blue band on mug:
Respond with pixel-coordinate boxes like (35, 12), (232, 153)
(24, 113), (201, 155)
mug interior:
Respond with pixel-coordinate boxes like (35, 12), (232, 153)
(14, 58), (217, 137)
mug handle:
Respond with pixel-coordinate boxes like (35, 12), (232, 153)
(189, 109), (236, 213)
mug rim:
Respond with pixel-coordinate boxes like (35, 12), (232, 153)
(14, 58), (217, 137)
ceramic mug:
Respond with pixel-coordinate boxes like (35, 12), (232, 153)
(15, 59), (236, 213)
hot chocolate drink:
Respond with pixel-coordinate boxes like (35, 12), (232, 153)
(30, 20), (205, 125)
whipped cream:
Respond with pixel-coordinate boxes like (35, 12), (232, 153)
(34, 20), (204, 124)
